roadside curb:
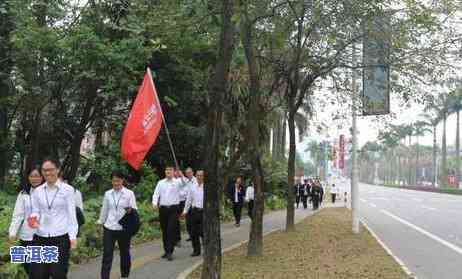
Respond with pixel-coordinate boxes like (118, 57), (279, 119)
(360, 219), (418, 279)
(176, 209), (321, 279)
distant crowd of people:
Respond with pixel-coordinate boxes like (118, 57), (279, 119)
(294, 178), (344, 210)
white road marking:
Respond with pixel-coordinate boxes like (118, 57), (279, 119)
(421, 206), (437, 211)
(381, 210), (462, 256)
(360, 198), (367, 202)
(361, 220), (417, 278)
(369, 203), (377, 208)
(370, 197), (389, 201)
(412, 198), (423, 202)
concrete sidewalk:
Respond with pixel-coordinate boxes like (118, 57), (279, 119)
(69, 207), (322, 279)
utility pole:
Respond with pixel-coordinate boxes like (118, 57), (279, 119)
(351, 43), (360, 234)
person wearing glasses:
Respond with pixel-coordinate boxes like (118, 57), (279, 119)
(98, 170), (138, 279)
(9, 165), (44, 278)
(29, 159), (78, 279)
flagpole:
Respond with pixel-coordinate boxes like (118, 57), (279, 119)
(147, 67), (180, 170)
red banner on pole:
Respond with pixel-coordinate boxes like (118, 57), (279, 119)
(121, 71), (163, 170)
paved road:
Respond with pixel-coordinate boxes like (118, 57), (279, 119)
(69, 207), (316, 279)
(359, 183), (462, 279)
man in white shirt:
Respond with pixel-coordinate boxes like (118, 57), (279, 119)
(182, 170), (204, 257)
(177, 167), (197, 243)
(245, 181), (255, 219)
(152, 166), (183, 261)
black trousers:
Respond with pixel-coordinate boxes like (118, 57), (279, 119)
(186, 209), (193, 239)
(295, 195), (300, 207)
(159, 205), (179, 255)
(20, 239), (34, 278)
(312, 196), (319, 210)
(31, 234), (70, 279)
(232, 202), (243, 224)
(191, 208), (204, 254)
(176, 201), (186, 243)
(101, 228), (131, 279)
(331, 193), (337, 204)
(301, 195), (308, 209)
(247, 200), (254, 219)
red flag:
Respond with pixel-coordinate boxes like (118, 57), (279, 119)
(121, 71), (163, 170)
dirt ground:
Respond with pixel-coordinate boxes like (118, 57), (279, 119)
(188, 208), (411, 279)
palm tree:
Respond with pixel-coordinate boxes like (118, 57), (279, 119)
(422, 112), (442, 187)
(447, 90), (462, 188)
(413, 120), (432, 185)
(378, 128), (401, 184)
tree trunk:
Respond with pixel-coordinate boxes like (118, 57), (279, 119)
(240, 10), (264, 256)
(456, 110), (460, 188)
(0, 1), (13, 189)
(285, 110), (296, 231)
(280, 114), (287, 159)
(432, 125), (437, 187)
(272, 113), (281, 160)
(441, 114), (448, 188)
(202, 0), (235, 277)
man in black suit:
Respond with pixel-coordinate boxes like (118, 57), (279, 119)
(227, 176), (245, 227)
(294, 179), (303, 209)
(301, 179), (311, 209)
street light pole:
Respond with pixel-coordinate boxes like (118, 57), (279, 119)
(351, 43), (360, 234)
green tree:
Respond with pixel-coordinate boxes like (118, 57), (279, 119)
(447, 89), (462, 187)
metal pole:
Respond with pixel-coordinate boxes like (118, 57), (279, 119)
(351, 44), (360, 234)
(147, 68), (180, 170)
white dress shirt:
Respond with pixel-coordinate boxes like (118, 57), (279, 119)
(152, 178), (183, 207)
(179, 176), (197, 201)
(98, 187), (138, 231)
(30, 181), (78, 240)
(183, 183), (204, 214)
(74, 189), (84, 211)
(9, 189), (37, 241)
(245, 186), (254, 202)
(234, 185), (242, 203)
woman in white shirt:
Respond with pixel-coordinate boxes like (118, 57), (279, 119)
(245, 182), (255, 219)
(29, 159), (78, 279)
(98, 170), (137, 279)
(9, 165), (44, 278)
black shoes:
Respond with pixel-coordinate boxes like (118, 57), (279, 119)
(186, 238), (192, 242)
(190, 252), (201, 257)
(162, 253), (173, 261)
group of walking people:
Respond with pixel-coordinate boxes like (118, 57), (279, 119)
(226, 176), (255, 227)
(8, 159), (207, 279)
(294, 178), (325, 210)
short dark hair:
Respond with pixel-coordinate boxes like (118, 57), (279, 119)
(42, 158), (61, 169)
(165, 165), (175, 170)
(111, 170), (125, 180)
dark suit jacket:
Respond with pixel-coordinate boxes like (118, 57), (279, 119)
(119, 208), (141, 237)
(227, 184), (244, 204)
